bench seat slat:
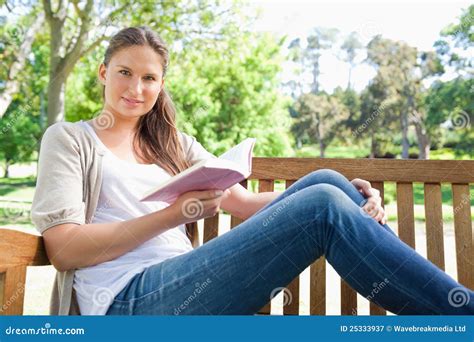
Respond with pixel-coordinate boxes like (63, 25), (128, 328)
(283, 180), (300, 315)
(257, 179), (274, 315)
(370, 181), (387, 315)
(452, 183), (473, 289)
(310, 257), (326, 315)
(424, 183), (445, 270)
(396, 183), (416, 248)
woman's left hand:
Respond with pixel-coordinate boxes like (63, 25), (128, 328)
(350, 178), (387, 225)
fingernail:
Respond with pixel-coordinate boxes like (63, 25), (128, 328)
(215, 190), (223, 196)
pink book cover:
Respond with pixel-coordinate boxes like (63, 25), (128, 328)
(140, 138), (256, 204)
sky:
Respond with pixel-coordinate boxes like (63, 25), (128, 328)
(248, 0), (472, 93)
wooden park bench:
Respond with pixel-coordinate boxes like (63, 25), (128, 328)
(1, 158), (473, 315)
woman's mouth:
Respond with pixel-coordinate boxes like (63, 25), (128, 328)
(122, 97), (144, 107)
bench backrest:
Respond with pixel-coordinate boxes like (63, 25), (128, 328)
(1, 158), (473, 315)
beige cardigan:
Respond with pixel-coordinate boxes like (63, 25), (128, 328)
(31, 121), (214, 315)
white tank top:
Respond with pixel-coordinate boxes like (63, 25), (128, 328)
(73, 121), (193, 315)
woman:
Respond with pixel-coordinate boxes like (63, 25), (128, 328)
(31, 26), (473, 316)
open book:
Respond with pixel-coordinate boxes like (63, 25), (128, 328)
(140, 138), (256, 203)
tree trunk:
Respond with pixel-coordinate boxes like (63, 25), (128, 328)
(296, 137), (302, 149)
(414, 120), (430, 159)
(347, 64), (353, 90)
(43, 0), (96, 126)
(370, 132), (377, 158)
(46, 72), (67, 126)
(319, 139), (325, 158)
(311, 59), (320, 94)
(0, 11), (45, 117)
(3, 161), (10, 178)
(400, 112), (410, 159)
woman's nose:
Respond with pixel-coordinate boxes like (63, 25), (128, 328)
(129, 77), (143, 95)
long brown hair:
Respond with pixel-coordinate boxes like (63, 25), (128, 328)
(102, 26), (198, 246)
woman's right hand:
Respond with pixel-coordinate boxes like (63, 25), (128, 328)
(169, 189), (230, 225)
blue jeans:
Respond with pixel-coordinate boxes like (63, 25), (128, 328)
(106, 169), (474, 315)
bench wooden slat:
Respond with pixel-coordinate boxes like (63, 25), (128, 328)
(369, 181), (387, 315)
(257, 179), (274, 315)
(0, 272), (4, 313)
(0, 265), (27, 315)
(0, 229), (49, 267)
(341, 280), (357, 315)
(452, 183), (473, 289)
(230, 180), (247, 229)
(250, 158), (474, 183)
(283, 180), (300, 315)
(310, 257), (326, 315)
(424, 183), (445, 270)
(203, 215), (219, 244)
(396, 183), (416, 248)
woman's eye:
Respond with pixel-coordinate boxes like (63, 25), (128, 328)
(119, 70), (130, 76)
(144, 76), (155, 81)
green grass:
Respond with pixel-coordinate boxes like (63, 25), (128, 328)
(293, 144), (472, 160)
(0, 176), (36, 228)
(294, 144), (370, 158)
(0, 176), (36, 199)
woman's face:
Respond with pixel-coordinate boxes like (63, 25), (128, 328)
(98, 45), (165, 121)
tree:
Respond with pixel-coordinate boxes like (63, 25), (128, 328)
(0, 4), (45, 118)
(358, 82), (398, 158)
(340, 32), (363, 90)
(169, 31), (293, 157)
(365, 36), (443, 159)
(0, 103), (41, 177)
(288, 27), (339, 94)
(293, 93), (349, 157)
(425, 78), (473, 157)
(410, 51), (444, 158)
(434, 4), (473, 76)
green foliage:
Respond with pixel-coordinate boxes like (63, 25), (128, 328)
(169, 32), (293, 157)
(0, 23), (48, 176)
(0, 102), (42, 176)
(293, 92), (349, 156)
(425, 78), (474, 157)
(435, 4), (473, 72)
(66, 47), (106, 122)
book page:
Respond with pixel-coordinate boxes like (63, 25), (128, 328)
(218, 138), (256, 172)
